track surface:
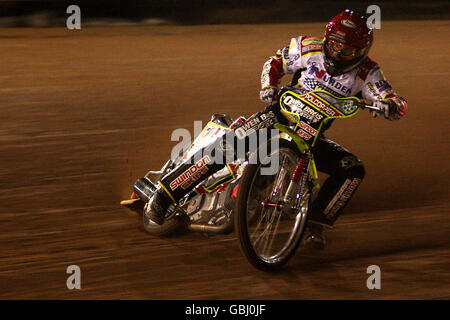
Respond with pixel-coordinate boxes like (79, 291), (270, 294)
(0, 21), (449, 299)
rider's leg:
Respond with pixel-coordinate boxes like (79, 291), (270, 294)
(308, 136), (365, 228)
(303, 137), (364, 249)
(146, 104), (283, 225)
(148, 139), (256, 225)
(146, 136), (230, 225)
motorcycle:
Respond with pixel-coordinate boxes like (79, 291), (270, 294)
(121, 87), (380, 271)
(121, 113), (246, 236)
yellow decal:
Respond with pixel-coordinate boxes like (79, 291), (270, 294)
(301, 37), (323, 46)
(367, 83), (382, 100)
(289, 38), (296, 51)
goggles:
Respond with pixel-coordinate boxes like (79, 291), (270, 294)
(326, 40), (367, 61)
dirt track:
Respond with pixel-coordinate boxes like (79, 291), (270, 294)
(0, 21), (449, 299)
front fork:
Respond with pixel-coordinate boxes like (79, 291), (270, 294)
(283, 153), (311, 204)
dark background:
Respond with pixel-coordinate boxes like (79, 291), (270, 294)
(0, 0), (449, 26)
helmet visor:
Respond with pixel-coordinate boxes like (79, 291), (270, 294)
(326, 40), (368, 61)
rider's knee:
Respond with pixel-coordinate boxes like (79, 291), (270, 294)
(339, 155), (365, 179)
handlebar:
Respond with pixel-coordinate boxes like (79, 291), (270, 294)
(357, 102), (380, 112)
(278, 86), (383, 113)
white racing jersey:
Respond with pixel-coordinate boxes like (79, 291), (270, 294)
(262, 36), (397, 103)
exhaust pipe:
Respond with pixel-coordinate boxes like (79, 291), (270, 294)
(133, 177), (157, 202)
(187, 220), (233, 234)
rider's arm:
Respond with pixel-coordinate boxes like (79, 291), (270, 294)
(260, 36), (306, 103)
(261, 36), (307, 88)
(260, 49), (285, 90)
(360, 61), (408, 121)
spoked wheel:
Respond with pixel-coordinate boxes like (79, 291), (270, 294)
(235, 138), (311, 271)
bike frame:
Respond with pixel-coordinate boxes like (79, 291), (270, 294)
(274, 89), (364, 197)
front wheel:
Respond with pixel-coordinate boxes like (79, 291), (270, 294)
(234, 138), (311, 271)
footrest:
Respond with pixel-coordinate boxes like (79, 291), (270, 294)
(120, 198), (145, 216)
(120, 199), (141, 206)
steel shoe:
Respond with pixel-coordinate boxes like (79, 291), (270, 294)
(302, 223), (326, 250)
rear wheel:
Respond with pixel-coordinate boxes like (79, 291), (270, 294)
(234, 138), (311, 271)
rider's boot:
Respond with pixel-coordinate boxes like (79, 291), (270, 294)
(303, 222), (326, 250)
(144, 188), (173, 225)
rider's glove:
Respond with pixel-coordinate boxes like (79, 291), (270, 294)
(371, 99), (400, 121)
(259, 86), (278, 104)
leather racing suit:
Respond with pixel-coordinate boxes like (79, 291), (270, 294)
(257, 35), (408, 226)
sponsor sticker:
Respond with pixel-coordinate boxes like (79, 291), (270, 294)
(341, 101), (358, 114)
(296, 128), (312, 140)
(235, 111), (276, 139)
(301, 38), (323, 46)
(282, 94), (324, 124)
(375, 79), (393, 92)
(301, 44), (322, 53)
(341, 19), (357, 28)
(170, 156), (211, 190)
(303, 93), (340, 117)
(325, 178), (361, 217)
(298, 121), (318, 136)
(330, 33), (347, 43)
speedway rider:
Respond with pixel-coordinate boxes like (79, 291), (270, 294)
(145, 10), (407, 248)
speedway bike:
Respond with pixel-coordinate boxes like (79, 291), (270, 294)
(121, 87), (380, 271)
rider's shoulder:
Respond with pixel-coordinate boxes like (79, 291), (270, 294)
(296, 36), (323, 56)
(284, 36), (323, 55)
(300, 36), (323, 45)
(357, 57), (380, 81)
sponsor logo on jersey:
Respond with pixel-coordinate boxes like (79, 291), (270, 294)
(170, 156), (211, 191)
(309, 64), (326, 78)
(374, 79), (392, 92)
(367, 83), (382, 99)
(306, 63), (352, 95)
(283, 46), (290, 60)
(301, 37), (323, 46)
(301, 44), (322, 54)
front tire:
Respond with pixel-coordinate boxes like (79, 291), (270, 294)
(234, 138), (310, 271)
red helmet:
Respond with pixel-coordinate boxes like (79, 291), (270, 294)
(323, 9), (373, 76)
